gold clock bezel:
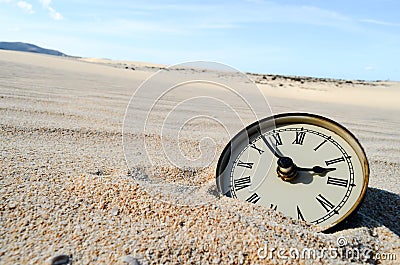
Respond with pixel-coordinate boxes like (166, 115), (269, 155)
(216, 112), (370, 231)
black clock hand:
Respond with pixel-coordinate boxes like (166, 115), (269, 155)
(259, 132), (284, 159)
(296, 166), (336, 174)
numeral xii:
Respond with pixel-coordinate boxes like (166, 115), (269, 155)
(292, 130), (306, 145)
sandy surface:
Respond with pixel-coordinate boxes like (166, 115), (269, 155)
(1, 50), (399, 264)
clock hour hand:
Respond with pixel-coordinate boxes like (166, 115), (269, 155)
(296, 166), (336, 175)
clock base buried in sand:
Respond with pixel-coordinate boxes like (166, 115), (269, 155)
(216, 113), (369, 231)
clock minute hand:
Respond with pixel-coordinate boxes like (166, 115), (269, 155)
(259, 133), (284, 159)
(296, 166), (336, 174)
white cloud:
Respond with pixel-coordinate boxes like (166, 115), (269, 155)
(98, 19), (184, 35)
(7, 26), (21, 31)
(48, 6), (62, 20)
(38, 0), (49, 5)
(134, 2), (356, 32)
(38, 0), (63, 20)
(17, 1), (34, 14)
(359, 19), (400, 27)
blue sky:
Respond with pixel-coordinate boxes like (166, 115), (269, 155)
(1, 0), (400, 80)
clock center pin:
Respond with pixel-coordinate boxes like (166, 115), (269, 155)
(277, 156), (298, 181)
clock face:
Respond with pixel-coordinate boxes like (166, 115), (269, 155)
(216, 113), (369, 231)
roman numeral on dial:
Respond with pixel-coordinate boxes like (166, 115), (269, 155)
(292, 131), (306, 145)
(297, 206), (305, 221)
(246, 193), (260, 204)
(272, 132), (283, 146)
(234, 176), (251, 191)
(250, 143), (264, 154)
(270, 203), (277, 211)
(325, 156), (345, 166)
(314, 136), (331, 151)
(237, 160), (254, 169)
(327, 177), (348, 187)
(316, 194), (335, 212)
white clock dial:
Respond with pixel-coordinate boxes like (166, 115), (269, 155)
(216, 113), (369, 231)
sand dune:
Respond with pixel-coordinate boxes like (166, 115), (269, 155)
(1, 50), (399, 264)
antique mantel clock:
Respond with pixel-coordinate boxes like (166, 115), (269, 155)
(216, 113), (369, 231)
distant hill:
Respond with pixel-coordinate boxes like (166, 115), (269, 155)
(0, 42), (67, 56)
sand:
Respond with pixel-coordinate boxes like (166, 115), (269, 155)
(0, 50), (399, 264)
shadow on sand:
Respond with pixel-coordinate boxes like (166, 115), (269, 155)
(327, 187), (399, 236)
